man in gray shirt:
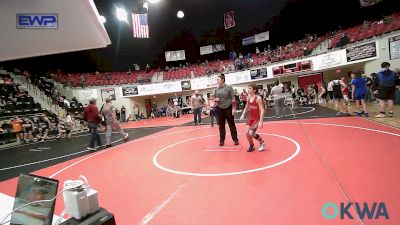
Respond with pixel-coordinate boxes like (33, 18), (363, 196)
(270, 80), (285, 118)
(190, 90), (204, 125)
(214, 74), (239, 146)
(102, 98), (129, 148)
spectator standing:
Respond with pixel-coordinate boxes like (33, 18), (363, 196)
(83, 98), (102, 150)
(240, 89), (248, 110)
(373, 62), (400, 118)
(116, 108), (121, 121)
(133, 104), (139, 121)
(320, 83), (328, 107)
(208, 94), (218, 127)
(337, 33), (350, 48)
(329, 79), (350, 116)
(364, 74), (373, 101)
(270, 80), (285, 118)
(102, 98), (129, 148)
(327, 80), (334, 102)
(121, 106), (126, 122)
(351, 72), (369, 117)
(190, 90), (204, 125)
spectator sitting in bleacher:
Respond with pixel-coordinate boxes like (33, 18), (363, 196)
(64, 97), (70, 108)
(6, 93), (17, 103)
(57, 120), (72, 139)
(21, 117), (35, 143)
(337, 33), (350, 48)
(106, 73), (112, 81)
(80, 74), (85, 87)
(51, 88), (59, 105)
(9, 116), (23, 143)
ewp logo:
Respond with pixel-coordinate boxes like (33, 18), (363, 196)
(322, 202), (389, 220)
(17, 14), (58, 29)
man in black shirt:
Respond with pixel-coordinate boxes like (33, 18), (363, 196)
(364, 74), (374, 102)
(121, 106), (126, 122)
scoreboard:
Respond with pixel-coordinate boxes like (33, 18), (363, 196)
(272, 60), (312, 76)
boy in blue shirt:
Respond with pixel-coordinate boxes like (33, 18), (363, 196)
(351, 72), (369, 117)
(372, 62), (399, 118)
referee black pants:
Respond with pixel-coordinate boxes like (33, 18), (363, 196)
(217, 105), (238, 143)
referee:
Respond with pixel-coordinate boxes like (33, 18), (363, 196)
(214, 74), (239, 146)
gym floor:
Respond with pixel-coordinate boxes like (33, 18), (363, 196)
(0, 106), (399, 225)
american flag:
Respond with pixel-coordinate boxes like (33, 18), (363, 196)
(132, 13), (149, 38)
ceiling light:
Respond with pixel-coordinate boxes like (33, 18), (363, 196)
(116, 7), (128, 22)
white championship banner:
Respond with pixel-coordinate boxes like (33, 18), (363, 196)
(200, 44), (225, 55)
(137, 81), (182, 96)
(225, 70), (251, 85)
(78, 89), (98, 101)
(312, 49), (346, 71)
(190, 75), (219, 90)
(165, 50), (186, 62)
(101, 88), (116, 101)
(200, 45), (213, 55)
(255, 31), (269, 43)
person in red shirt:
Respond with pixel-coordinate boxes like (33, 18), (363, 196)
(240, 89), (248, 110)
(341, 77), (350, 106)
(240, 84), (265, 152)
(83, 98), (102, 150)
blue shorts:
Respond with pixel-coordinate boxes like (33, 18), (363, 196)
(354, 93), (366, 100)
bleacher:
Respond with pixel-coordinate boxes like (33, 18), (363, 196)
(328, 12), (400, 49)
(0, 72), (88, 145)
(54, 70), (156, 87)
(0, 74), (42, 117)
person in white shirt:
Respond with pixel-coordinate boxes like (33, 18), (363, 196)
(208, 94), (218, 127)
(327, 81), (334, 102)
(270, 80), (285, 118)
(64, 99), (70, 108)
(173, 93), (180, 118)
(65, 112), (74, 129)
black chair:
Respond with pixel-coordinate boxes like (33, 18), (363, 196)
(32, 107), (40, 113)
(15, 101), (25, 110)
(27, 96), (35, 104)
(14, 102), (24, 115)
(23, 108), (32, 114)
(5, 101), (14, 111)
(2, 110), (12, 116)
(25, 102), (32, 110)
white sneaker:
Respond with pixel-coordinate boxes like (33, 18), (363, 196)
(258, 142), (265, 152)
(374, 114), (386, 118)
(123, 133), (129, 141)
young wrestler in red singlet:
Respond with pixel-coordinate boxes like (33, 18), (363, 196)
(239, 84), (265, 152)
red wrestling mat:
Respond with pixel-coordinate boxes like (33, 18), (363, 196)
(1, 117), (399, 225)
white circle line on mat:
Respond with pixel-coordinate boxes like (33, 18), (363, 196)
(152, 132), (301, 177)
